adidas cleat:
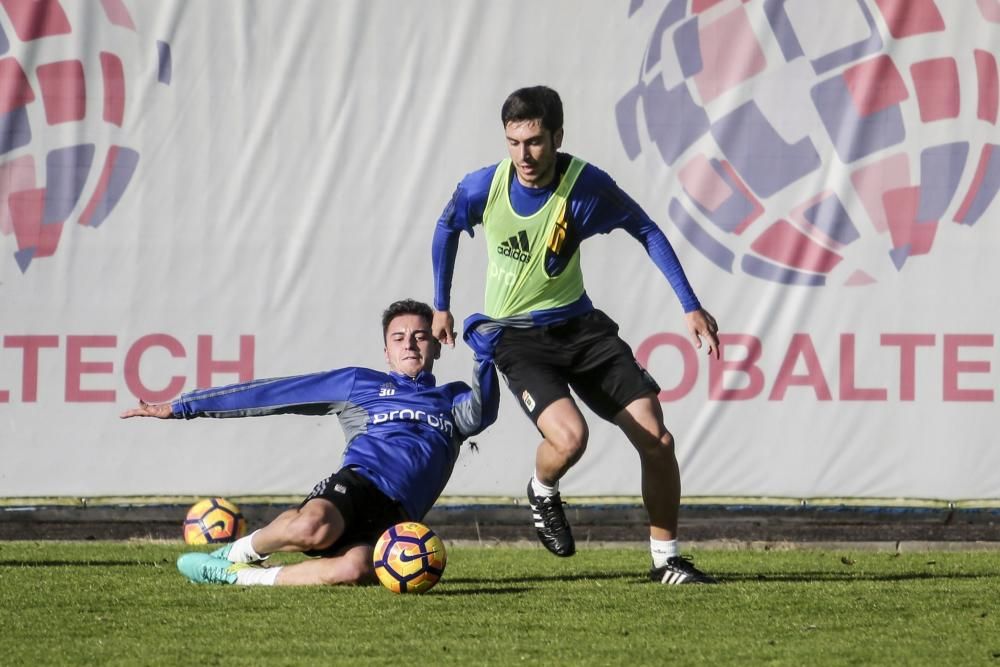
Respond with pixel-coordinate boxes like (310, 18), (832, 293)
(527, 480), (575, 557)
(650, 555), (718, 585)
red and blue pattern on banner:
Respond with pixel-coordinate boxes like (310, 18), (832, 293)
(0, 0), (171, 273)
(618, 0), (1000, 286)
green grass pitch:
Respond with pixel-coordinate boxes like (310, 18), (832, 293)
(1, 542), (998, 665)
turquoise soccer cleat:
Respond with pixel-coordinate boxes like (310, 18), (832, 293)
(176, 552), (247, 585)
(209, 543), (232, 560)
(210, 541), (266, 564)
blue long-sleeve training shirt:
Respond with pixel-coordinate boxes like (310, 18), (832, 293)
(432, 152), (701, 324)
(170, 354), (499, 520)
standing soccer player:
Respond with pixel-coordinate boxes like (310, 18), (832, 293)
(431, 86), (720, 584)
(121, 299), (498, 587)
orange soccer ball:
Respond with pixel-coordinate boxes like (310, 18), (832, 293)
(372, 521), (447, 594)
(182, 497), (247, 545)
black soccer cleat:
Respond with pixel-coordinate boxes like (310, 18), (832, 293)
(526, 480), (576, 557)
(650, 555), (718, 584)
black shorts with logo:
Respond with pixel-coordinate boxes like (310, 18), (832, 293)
(299, 467), (407, 557)
(493, 309), (660, 424)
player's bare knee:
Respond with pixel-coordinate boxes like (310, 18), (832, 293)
(318, 559), (372, 586)
(548, 421), (588, 461)
(345, 562), (375, 586)
(329, 554), (375, 586)
(286, 514), (337, 550)
(633, 429), (675, 459)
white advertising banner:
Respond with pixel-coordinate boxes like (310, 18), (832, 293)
(1, 0), (998, 500)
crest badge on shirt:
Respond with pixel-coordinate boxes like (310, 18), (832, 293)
(522, 390), (536, 412)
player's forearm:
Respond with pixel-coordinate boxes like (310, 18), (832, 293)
(637, 226), (702, 313)
(451, 354), (499, 437)
(472, 351), (501, 431)
(431, 223), (460, 311)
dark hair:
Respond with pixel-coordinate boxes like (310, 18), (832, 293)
(381, 299), (434, 341)
(501, 86), (563, 133)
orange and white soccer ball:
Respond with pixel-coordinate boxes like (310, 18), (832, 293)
(183, 497), (247, 545)
(373, 521), (447, 594)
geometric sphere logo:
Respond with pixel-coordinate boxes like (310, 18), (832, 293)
(0, 0), (171, 274)
(618, 0), (1000, 286)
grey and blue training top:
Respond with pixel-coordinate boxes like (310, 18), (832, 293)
(170, 357), (499, 521)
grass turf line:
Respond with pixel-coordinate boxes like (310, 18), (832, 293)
(0, 542), (998, 666)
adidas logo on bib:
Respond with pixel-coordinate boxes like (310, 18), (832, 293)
(498, 230), (531, 263)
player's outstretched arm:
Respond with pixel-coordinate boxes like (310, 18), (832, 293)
(685, 308), (720, 359)
(120, 399), (174, 419)
(432, 309), (456, 348)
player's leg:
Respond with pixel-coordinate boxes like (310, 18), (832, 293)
(614, 394), (679, 539)
(527, 398), (587, 556)
(215, 486), (348, 564)
(178, 500), (345, 585)
(179, 467), (404, 586)
(616, 396), (715, 583)
(568, 310), (715, 583)
(268, 467), (405, 585)
(211, 509), (293, 563)
(534, 397), (589, 484)
(495, 324), (585, 481)
(212, 468), (374, 567)
(565, 310), (674, 533)
(495, 326), (581, 557)
(273, 544), (375, 586)
(176, 540), (372, 587)
(252, 497), (345, 554)
(268, 476), (404, 585)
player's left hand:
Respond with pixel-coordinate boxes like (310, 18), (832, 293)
(685, 308), (720, 359)
(432, 309), (457, 348)
(120, 399), (174, 419)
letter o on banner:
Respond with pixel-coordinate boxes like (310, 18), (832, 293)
(635, 333), (698, 401)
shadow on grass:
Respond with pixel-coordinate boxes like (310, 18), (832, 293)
(445, 571), (642, 585)
(4, 563), (992, 585)
(444, 570), (998, 586)
(432, 586), (535, 595)
(0, 560), (168, 567)
(716, 571), (997, 583)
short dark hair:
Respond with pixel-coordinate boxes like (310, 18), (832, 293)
(501, 86), (563, 133)
(381, 299), (434, 341)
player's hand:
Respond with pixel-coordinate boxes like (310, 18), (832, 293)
(685, 308), (720, 360)
(120, 399), (174, 419)
(432, 309), (456, 348)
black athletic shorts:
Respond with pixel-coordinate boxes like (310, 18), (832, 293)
(493, 309), (660, 423)
(299, 467), (407, 557)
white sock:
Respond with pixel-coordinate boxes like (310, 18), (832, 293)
(531, 474), (558, 498)
(228, 530), (265, 563)
(234, 565), (282, 586)
(650, 538), (679, 568)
